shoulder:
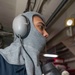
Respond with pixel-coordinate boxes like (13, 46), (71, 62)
(0, 54), (5, 63)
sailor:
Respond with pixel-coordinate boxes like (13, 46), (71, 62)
(0, 11), (49, 75)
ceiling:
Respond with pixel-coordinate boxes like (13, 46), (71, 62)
(0, 0), (66, 32)
(0, 0), (75, 62)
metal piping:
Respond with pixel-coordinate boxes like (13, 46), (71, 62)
(23, 0), (31, 12)
(38, 0), (47, 13)
(24, 0), (36, 12)
(29, 0), (36, 11)
(46, 0), (68, 26)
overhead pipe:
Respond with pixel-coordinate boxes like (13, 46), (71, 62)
(23, 0), (31, 12)
(29, 0), (36, 11)
(24, 0), (36, 12)
(46, 0), (68, 27)
(38, 0), (47, 13)
(33, 0), (44, 12)
(64, 57), (75, 63)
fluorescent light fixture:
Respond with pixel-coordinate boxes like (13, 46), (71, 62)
(43, 54), (58, 58)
